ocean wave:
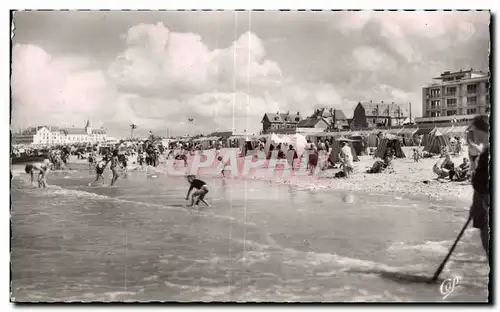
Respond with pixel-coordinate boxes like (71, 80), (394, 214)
(17, 183), (257, 227)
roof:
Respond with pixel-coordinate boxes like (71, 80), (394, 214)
(297, 117), (328, 128)
(333, 110), (347, 120)
(358, 102), (409, 117)
(414, 128), (435, 136)
(263, 112), (302, 123)
(433, 69), (488, 80)
(65, 128), (88, 135)
(415, 114), (480, 123)
(92, 129), (106, 134)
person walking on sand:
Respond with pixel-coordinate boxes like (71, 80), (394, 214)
(467, 115), (490, 260)
(185, 175), (210, 207)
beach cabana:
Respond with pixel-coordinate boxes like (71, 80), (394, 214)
(328, 137), (360, 164)
(414, 127), (436, 147)
(374, 133), (406, 159)
(366, 129), (382, 147)
(397, 127), (418, 146)
(424, 129), (451, 154)
(347, 132), (365, 155)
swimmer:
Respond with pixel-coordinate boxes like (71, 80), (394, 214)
(25, 159), (51, 188)
(110, 150), (122, 186)
(91, 156), (110, 185)
(185, 175), (210, 207)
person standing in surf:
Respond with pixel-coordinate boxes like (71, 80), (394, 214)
(468, 115), (490, 260)
(185, 175), (210, 207)
(25, 159), (51, 188)
(110, 150), (122, 186)
(91, 155), (110, 185)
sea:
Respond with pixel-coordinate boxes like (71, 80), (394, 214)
(10, 159), (489, 302)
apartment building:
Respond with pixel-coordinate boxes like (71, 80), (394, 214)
(422, 69), (490, 118)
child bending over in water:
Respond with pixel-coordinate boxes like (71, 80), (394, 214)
(185, 175), (210, 207)
(25, 159), (51, 188)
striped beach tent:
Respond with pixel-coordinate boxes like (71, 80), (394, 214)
(423, 129), (451, 154)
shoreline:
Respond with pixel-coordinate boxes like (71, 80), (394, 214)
(14, 147), (474, 206)
(156, 147), (474, 205)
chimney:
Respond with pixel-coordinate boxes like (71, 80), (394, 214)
(370, 100), (372, 103)
(381, 101), (384, 104)
(297, 111), (300, 115)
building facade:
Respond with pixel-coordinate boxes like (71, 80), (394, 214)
(351, 101), (408, 129)
(12, 119), (107, 145)
(422, 69), (490, 118)
(261, 111), (302, 134)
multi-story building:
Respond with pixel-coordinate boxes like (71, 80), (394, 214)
(12, 119), (107, 145)
(351, 101), (409, 129)
(422, 69), (490, 118)
(261, 111), (302, 134)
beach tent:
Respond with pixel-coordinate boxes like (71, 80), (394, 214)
(415, 127), (436, 147)
(423, 129), (451, 154)
(347, 132), (365, 155)
(288, 133), (308, 158)
(397, 127), (418, 146)
(366, 129), (382, 147)
(328, 137), (360, 164)
(374, 133), (406, 159)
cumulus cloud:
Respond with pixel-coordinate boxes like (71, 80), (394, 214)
(11, 44), (111, 128)
(109, 23), (282, 96)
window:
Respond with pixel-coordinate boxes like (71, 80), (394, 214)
(430, 100), (440, 109)
(467, 96), (477, 106)
(467, 84), (477, 94)
(447, 110), (456, 116)
(486, 94), (490, 105)
(467, 108), (477, 114)
(446, 87), (457, 96)
(430, 88), (441, 97)
(446, 98), (457, 107)
(485, 82), (489, 91)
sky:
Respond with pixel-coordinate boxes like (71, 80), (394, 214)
(11, 10), (490, 137)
